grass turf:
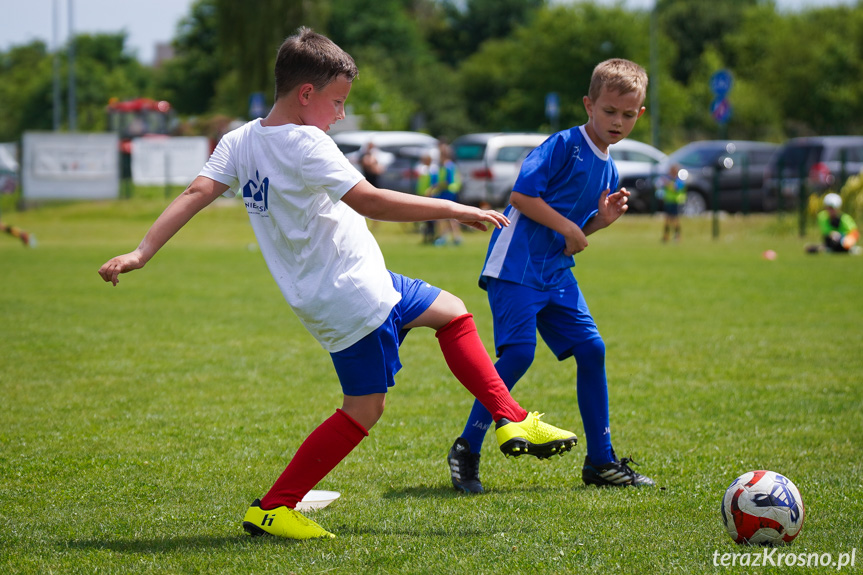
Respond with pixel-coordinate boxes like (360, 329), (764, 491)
(1, 198), (861, 574)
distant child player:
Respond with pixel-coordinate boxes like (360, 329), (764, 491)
(431, 141), (464, 246)
(447, 58), (656, 494)
(658, 163), (686, 242)
(806, 192), (860, 254)
(0, 205), (33, 247)
(98, 27), (577, 540)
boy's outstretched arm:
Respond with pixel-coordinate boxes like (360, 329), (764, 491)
(98, 176), (230, 286)
(342, 180), (509, 231)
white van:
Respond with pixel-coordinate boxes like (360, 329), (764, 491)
(451, 132), (548, 208)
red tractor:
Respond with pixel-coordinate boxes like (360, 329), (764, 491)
(107, 97), (176, 154)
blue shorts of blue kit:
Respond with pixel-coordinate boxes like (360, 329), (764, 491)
(486, 277), (600, 360)
(664, 202), (681, 216)
(330, 271), (442, 396)
(436, 190), (459, 203)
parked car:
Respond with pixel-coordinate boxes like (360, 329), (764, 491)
(764, 136), (863, 210)
(451, 132), (549, 208)
(330, 130), (439, 194)
(0, 143), (18, 193)
(655, 140), (779, 215)
(609, 139), (667, 213)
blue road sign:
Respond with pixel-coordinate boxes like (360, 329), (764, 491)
(545, 92), (560, 120)
(710, 70), (733, 98)
(711, 97), (732, 124)
(248, 92), (268, 119)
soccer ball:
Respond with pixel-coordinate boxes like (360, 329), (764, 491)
(721, 470), (805, 545)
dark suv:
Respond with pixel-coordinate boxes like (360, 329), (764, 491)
(764, 136), (863, 210)
(657, 140), (778, 215)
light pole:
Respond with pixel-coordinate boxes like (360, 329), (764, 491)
(53, 0), (61, 131)
(67, 0), (77, 131)
(649, 2), (659, 150)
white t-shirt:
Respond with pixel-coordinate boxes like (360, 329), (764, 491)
(199, 120), (401, 352)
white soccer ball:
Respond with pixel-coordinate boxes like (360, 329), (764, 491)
(721, 470), (805, 545)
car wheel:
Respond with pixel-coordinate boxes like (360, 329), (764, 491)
(683, 191), (707, 216)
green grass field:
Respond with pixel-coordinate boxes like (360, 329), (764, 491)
(1, 198), (861, 574)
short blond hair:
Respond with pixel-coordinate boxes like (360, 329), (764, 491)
(588, 58), (648, 103)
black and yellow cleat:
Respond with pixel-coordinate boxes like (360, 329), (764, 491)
(242, 499), (335, 539)
(495, 412), (578, 459)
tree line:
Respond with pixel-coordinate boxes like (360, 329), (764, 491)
(1, 0), (862, 151)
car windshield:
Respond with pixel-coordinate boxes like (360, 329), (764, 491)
(496, 146), (534, 162)
(671, 147), (723, 168)
(454, 143), (486, 161)
(777, 144), (823, 171)
(616, 150), (662, 164)
(337, 143), (361, 154)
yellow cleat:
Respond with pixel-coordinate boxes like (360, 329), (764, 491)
(242, 499), (335, 539)
(495, 412), (578, 459)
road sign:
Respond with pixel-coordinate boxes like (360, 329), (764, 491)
(711, 97), (732, 125)
(248, 92), (268, 119)
(545, 92), (560, 120)
(710, 70), (733, 98)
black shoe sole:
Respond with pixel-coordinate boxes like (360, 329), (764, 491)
(243, 521), (268, 537)
(452, 482), (484, 494)
(582, 473), (656, 488)
(499, 437), (577, 459)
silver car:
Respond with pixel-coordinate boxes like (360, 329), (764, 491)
(452, 132), (549, 208)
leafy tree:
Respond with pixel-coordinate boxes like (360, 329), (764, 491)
(212, 0), (328, 118)
(156, 0), (221, 115)
(0, 34), (150, 140)
(727, 4), (863, 136)
(341, 47), (416, 131)
(0, 42), (54, 140)
(326, 0), (471, 137)
(459, 3), (651, 137)
(656, 0), (758, 85)
(432, 0), (546, 65)
(71, 33), (152, 132)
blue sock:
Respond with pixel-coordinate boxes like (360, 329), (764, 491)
(572, 337), (614, 465)
(459, 343), (534, 453)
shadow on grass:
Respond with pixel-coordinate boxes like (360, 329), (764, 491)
(63, 534), (309, 553)
(342, 524), (494, 537)
(381, 484), (457, 500)
(382, 483), (581, 499)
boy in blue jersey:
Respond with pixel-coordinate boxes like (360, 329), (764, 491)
(447, 59), (656, 493)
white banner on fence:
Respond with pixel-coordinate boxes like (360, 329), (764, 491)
(131, 137), (210, 186)
(22, 132), (119, 200)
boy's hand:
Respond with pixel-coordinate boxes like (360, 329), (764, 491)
(563, 225), (589, 256)
(456, 208), (511, 231)
(597, 188), (629, 226)
(98, 251), (146, 286)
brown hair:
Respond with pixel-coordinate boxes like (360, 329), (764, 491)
(588, 58), (648, 103)
(274, 27), (359, 101)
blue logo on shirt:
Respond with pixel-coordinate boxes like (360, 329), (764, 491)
(243, 171), (269, 214)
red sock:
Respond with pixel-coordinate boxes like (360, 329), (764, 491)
(435, 313), (527, 423)
(260, 408), (368, 510)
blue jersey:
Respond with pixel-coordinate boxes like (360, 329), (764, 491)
(480, 125), (618, 291)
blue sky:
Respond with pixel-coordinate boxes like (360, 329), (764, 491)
(0, 0), (858, 64)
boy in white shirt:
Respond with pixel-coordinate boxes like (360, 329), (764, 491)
(98, 27), (577, 540)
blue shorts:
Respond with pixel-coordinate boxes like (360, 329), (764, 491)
(330, 271), (442, 396)
(436, 190), (459, 203)
(486, 277), (600, 360)
(664, 202), (681, 216)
